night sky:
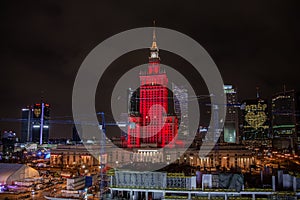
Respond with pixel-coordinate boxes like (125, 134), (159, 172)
(0, 1), (299, 139)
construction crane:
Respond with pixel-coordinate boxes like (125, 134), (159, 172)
(97, 112), (106, 198)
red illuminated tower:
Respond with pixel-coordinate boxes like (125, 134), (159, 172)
(127, 28), (178, 148)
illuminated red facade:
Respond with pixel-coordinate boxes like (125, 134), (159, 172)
(127, 32), (178, 148)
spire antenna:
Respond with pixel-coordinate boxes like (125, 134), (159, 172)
(41, 90), (44, 103)
(149, 20), (160, 61)
(153, 20), (156, 42)
(151, 20), (158, 50)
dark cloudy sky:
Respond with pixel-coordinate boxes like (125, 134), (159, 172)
(0, 1), (299, 138)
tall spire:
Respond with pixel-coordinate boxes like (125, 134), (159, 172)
(149, 20), (159, 61)
(151, 20), (157, 50)
(256, 87), (260, 99)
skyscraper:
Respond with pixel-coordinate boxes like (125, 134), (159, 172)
(20, 103), (50, 144)
(272, 90), (297, 152)
(21, 106), (32, 143)
(172, 84), (189, 136)
(242, 99), (269, 145)
(127, 30), (178, 148)
(222, 85), (239, 144)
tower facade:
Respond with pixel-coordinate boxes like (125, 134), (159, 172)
(20, 103), (50, 143)
(21, 106), (32, 143)
(127, 31), (178, 148)
(31, 103), (50, 144)
(172, 84), (189, 136)
(242, 98), (269, 147)
(222, 85), (239, 144)
(272, 90), (297, 152)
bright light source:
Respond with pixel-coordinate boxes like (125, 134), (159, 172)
(137, 149), (158, 152)
(117, 122), (127, 127)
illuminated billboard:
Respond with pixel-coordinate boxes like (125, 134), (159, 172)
(242, 99), (269, 140)
(33, 104), (50, 119)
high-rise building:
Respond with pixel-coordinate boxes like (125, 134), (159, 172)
(21, 106), (32, 143)
(127, 31), (178, 148)
(128, 88), (139, 115)
(20, 103), (50, 144)
(295, 92), (300, 153)
(222, 85), (239, 144)
(241, 99), (269, 144)
(172, 83), (189, 136)
(271, 90), (297, 152)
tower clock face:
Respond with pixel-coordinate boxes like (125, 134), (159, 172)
(151, 52), (157, 58)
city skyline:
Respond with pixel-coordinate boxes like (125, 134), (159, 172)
(1, 3), (300, 199)
(1, 1), (299, 138)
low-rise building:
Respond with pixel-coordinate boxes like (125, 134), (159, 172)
(0, 163), (39, 185)
(50, 143), (254, 171)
